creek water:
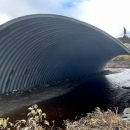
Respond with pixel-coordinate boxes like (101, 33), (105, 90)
(2, 68), (130, 127)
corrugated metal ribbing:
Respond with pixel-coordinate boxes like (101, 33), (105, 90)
(0, 14), (130, 93)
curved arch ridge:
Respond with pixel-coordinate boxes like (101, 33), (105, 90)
(0, 14), (130, 93)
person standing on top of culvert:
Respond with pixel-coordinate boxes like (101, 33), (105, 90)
(123, 27), (127, 37)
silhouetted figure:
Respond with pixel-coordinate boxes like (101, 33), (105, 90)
(123, 27), (128, 42)
(123, 27), (127, 37)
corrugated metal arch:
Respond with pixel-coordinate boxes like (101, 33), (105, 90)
(0, 14), (130, 93)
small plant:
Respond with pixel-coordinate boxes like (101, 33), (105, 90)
(0, 104), (50, 130)
(0, 117), (9, 129)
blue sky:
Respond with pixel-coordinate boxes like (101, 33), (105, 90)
(0, 0), (130, 37)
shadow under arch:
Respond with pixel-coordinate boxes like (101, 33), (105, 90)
(0, 14), (130, 93)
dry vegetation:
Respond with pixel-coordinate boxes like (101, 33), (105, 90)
(106, 55), (130, 68)
(1, 105), (130, 130)
(0, 104), (50, 130)
(64, 107), (130, 130)
(112, 55), (130, 62)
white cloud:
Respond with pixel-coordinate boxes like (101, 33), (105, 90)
(0, 14), (11, 25)
(0, 0), (130, 37)
(58, 0), (130, 37)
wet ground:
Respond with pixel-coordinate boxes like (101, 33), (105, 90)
(0, 68), (130, 127)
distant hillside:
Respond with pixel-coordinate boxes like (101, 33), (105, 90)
(106, 55), (130, 68)
(117, 36), (130, 44)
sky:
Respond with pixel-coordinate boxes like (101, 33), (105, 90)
(0, 0), (130, 37)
